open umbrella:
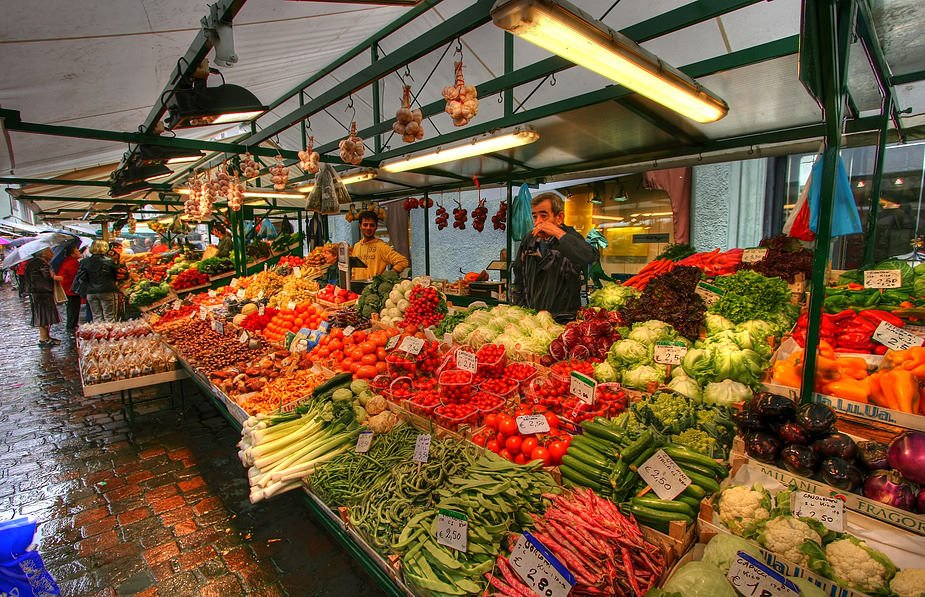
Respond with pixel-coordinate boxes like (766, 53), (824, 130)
(6, 236), (35, 248)
(0, 238), (10, 246)
(1, 232), (78, 268)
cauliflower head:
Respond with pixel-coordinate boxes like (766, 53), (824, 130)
(717, 484), (772, 536)
(891, 569), (925, 597)
(757, 516), (822, 567)
(826, 537), (896, 594)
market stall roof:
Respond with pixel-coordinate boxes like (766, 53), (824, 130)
(2, 0), (924, 219)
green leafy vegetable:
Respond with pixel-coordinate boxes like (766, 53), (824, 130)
(711, 270), (792, 324)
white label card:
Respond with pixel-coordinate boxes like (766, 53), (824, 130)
(413, 434), (431, 463)
(864, 269), (902, 289)
(239, 331), (249, 344)
(741, 248), (769, 263)
(569, 372), (596, 405)
(355, 431), (373, 454)
(727, 552), (800, 597)
(791, 491), (846, 532)
(236, 288), (246, 300)
(208, 290), (217, 298)
(199, 306), (208, 320)
(385, 335), (400, 351)
(293, 266), (302, 278)
(516, 414), (550, 435)
(435, 509), (467, 553)
(212, 319), (224, 335)
(509, 532), (575, 597)
(343, 326), (355, 337)
(172, 300), (182, 311)
(653, 342), (688, 366)
(288, 301), (297, 311)
(872, 320), (924, 351)
(230, 278), (239, 289)
(399, 336), (425, 355)
(258, 304), (265, 316)
(695, 282), (723, 307)
(257, 289), (264, 300)
(456, 350), (477, 374)
(637, 449), (691, 500)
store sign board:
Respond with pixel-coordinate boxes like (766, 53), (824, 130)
(873, 321), (924, 351)
(632, 233), (670, 244)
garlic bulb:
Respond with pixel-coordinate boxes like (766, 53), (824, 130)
(227, 173), (243, 212)
(443, 61), (478, 126)
(240, 153), (259, 179)
(338, 122), (365, 165)
(298, 136), (320, 174)
(268, 157), (289, 191)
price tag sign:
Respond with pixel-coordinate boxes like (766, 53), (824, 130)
(385, 335), (400, 351)
(695, 282), (724, 307)
(456, 350), (477, 374)
(199, 306), (208, 320)
(413, 434), (431, 463)
(293, 266), (302, 278)
(257, 289), (265, 300)
(872, 320), (925, 351)
(172, 300), (182, 311)
(435, 509), (468, 553)
(212, 319), (224, 335)
(236, 288), (246, 300)
(727, 552), (800, 597)
(741, 247), (769, 263)
(355, 431), (373, 454)
(569, 372), (596, 405)
(258, 304), (265, 316)
(287, 300), (297, 311)
(791, 491), (846, 532)
(343, 326), (356, 337)
(239, 331), (249, 344)
(208, 290), (217, 298)
(653, 342), (688, 366)
(864, 269), (902, 289)
(516, 414), (551, 435)
(509, 532), (575, 597)
(444, 333), (453, 346)
(230, 278), (239, 289)
(638, 449), (691, 500)
(399, 336), (425, 355)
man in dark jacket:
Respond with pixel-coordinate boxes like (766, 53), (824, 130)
(512, 192), (599, 322)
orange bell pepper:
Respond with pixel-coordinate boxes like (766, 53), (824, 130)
(882, 369), (919, 413)
(868, 371), (887, 407)
(824, 378), (870, 403)
(772, 360), (803, 388)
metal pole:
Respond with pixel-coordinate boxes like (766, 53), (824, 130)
(372, 45), (382, 154)
(424, 190), (431, 275)
(862, 95), (892, 266)
(504, 33), (514, 117)
(297, 209), (305, 256)
(300, 91), (307, 151)
(506, 182), (513, 301)
(800, 0), (855, 405)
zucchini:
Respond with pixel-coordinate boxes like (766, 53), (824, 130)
(683, 471), (721, 494)
(675, 460), (723, 480)
(664, 445), (728, 477)
(312, 372), (353, 397)
(559, 464), (605, 492)
(560, 455), (612, 485)
(621, 431), (653, 462)
(676, 495), (702, 511)
(680, 483), (706, 500)
(570, 435), (620, 459)
(564, 445), (612, 470)
(631, 496), (696, 518)
(627, 504), (691, 533)
(629, 445), (657, 470)
(581, 420), (627, 445)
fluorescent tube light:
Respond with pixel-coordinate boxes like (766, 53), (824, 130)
(591, 215), (624, 221)
(491, 0), (728, 123)
(174, 187), (306, 200)
(296, 169), (378, 193)
(380, 126), (540, 173)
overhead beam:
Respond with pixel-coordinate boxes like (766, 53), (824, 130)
(0, 177), (110, 188)
(892, 70), (925, 86)
(614, 97), (710, 146)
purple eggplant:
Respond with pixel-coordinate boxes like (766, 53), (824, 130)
(857, 441), (890, 471)
(750, 392), (796, 423)
(863, 470), (917, 511)
(796, 403), (837, 437)
(780, 444), (818, 476)
(779, 422), (813, 445)
(812, 432), (858, 461)
(820, 457), (863, 491)
(745, 431), (782, 464)
(733, 408), (767, 432)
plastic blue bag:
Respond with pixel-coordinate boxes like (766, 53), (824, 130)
(0, 518), (60, 597)
(511, 183), (534, 242)
(807, 150), (863, 237)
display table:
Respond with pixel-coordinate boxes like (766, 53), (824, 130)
(82, 368), (189, 423)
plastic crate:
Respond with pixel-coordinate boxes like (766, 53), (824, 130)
(476, 344), (507, 378)
(388, 376), (414, 402)
(504, 362), (538, 390)
(404, 389), (441, 417)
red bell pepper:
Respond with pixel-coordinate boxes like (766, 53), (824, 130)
(858, 309), (904, 328)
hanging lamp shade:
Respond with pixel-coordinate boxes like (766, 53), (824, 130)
(164, 83), (266, 129)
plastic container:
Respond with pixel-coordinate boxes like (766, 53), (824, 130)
(504, 362), (538, 390)
(595, 382), (628, 416)
(388, 376), (414, 402)
(433, 404), (478, 431)
(477, 378), (519, 401)
(476, 344), (507, 379)
(412, 376), (438, 392)
(438, 369), (475, 404)
(386, 352), (418, 378)
(370, 374), (391, 395)
(404, 389), (441, 417)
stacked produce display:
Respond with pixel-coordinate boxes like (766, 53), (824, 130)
(125, 235), (925, 597)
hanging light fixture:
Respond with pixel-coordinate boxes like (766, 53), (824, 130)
(491, 0), (728, 123)
(380, 126), (540, 173)
(137, 144), (204, 165)
(164, 62), (266, 130)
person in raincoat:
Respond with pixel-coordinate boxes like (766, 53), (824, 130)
(512, 192), (598, 322)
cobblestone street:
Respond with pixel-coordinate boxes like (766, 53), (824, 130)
(0, 286), (383, 596)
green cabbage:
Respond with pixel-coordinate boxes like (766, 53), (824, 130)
(706, 313), (736, 335)
(628, 326), (664, 346)
(702, 534), (763, 574)
(736, 319), (778, 342)
(662, 561), (736, 597)
(682, 348), (715, 385)
(703, 379), (752, 406)
(608, 339), (651, 367)
(593, 360), (619, 383)
(621, 364), (666, 390)
(589, 282), (639, 310)
(668, 376), (702, 402)
(713, 347), (766, 388)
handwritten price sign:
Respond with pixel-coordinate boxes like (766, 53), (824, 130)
(435, 509), (468, 552)
(741, 247), (769, 263)
(385, 335), (400, 351)
(864, 269), (902, 289)
(873, 321), (925, 351)
(727, 552), (800, 597)
(638, 450), (691, 500)
(399, 336), (425, 355)
(569, 372), (596, 405)
(456, 350), (478, 374)
(509, 532), (575, 597)
(355, 431), (373, 454)
(413, 434), (431, 463)
(791, 491), (845, 532)
(653, 342), (688, 366)
(516, 414), (551, 435)
(695, 282), (724, 307)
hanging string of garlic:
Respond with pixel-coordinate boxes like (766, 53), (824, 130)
(443, 61), (478, 126)
(127, 216), (137, 234)
(339, 122), (365, 165)
(393, 85), (424, 143)
(241, 153), (259, 179)
(184, 173), (202, 219)
(268, 157), (289, 191)
(199, 170), (216, 219)
(228, 173), (244, 212)
(298, 136), (320, 173)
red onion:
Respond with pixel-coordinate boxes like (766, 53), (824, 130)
(862, 470), (916, 511)
(887, 431), (925, 485)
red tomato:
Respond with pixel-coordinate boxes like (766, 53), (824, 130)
(504, 436), (523, 455)
(485, 440), (500, 453)
(530, 446), (551, 466)
(483, 414), (499, 430)
(543, 412), (560, 429)
(514, 453), (528, 465)
(360, 341), (377, 355)
(472, 433), (487, 447)
(520, 437), (538, 456)
(495, 433), (507, 449)
(546, 440), (568, 465)
(352, 331), (368, 344)
(356, 365), (378, 379)
(499, 449), (514, 462)
(497, 415), (518, 437)
(348, 362), (359, 374)
(361, 353), (378, 366)
(375, 361), (388, 373)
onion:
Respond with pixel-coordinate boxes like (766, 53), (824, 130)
(863, 470), (916, 511)
(887, 431), (925, 485)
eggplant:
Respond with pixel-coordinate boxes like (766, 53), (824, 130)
(795, 403), (837, 437)
(750, 392), (796, 423)
(745, 431), (782, 464)
(733, 408), (766, 432)
(820, 457), (864, 491)
(918, 487), (925, 514)
(779, 422), (812, 445)
(780, 444), (818, 477)
(863, 470), (916, 511)
(812, 432), (858, 461)
(858, 441), (890, 471)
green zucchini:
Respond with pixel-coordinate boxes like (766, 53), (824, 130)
(629, 445), (657, 470)
(682, 471), (721, 494)
(631, 496), (696, 518)
(663, 445), (728, 477)
(564, 444), (612, 469)
(581, 420), (627, 445)
(680, 483), (706, 500)
(559, 464), (606, 492)
(676, 495), (702, 511)
(560, 455), (612, 484)
(675, 460), (723, 480)
(621, 431), (653, 462)
(570, 435), (620, 459)
(312, 372), (353, 397)
(627, 503), (692, 524)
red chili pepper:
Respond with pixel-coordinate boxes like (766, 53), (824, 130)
(858, 309), (904, 328)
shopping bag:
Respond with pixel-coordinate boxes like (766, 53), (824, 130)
(808, 150), (863, 237)
(783, 171), (815, 241)
(511, 183), (534, 242)
(0, 518), (60, 597)
(52, 281), (67, 304)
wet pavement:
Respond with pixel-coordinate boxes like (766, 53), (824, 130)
(0, 286), (385, 596)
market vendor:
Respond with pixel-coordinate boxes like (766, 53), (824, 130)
(512, 192), (599, 322)
(351, 210), (409, 280)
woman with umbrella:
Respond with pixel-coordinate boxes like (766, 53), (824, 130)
(25, 248), (64, 346)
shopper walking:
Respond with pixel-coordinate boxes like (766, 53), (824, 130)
(78, 240), (119, 322)
(15, 260), (28, 300)
(25, 248), (63, 346)
(57, 245), (83, 333)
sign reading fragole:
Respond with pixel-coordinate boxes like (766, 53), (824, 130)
(864, 269), (902, 289)
(516, 414), (551, 435)
(456, 350), (477, 374)
(569, 372), (596, 405)
(741, 247), (769, 263)
(653, 342), (688, 366)
(637, 450), (691, 500)
(435, 509), (468, 553)
(727, 552), (800, 597)
(413, 434), (431, 463)
(791, 491), (846, 532)
(509, 532), (575, 597)
(872, 321), (925, 351)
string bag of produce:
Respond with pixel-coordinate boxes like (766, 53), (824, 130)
(305, 163), (349, 214)
(620, 266), (705, 340)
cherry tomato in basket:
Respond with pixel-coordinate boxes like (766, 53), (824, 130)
(486, 440), (500, 453)
(504, 436), (522, 455)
